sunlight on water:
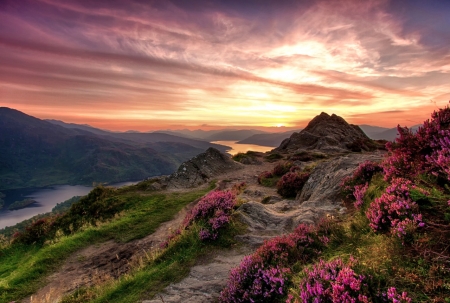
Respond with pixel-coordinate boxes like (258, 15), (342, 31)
(212, 141), (274, 155)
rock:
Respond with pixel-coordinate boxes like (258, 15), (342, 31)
(277, 112), (377, 153)
(297, 153), (384, 205)
(142, 249), (250, 303)
(167, 148), (244, 189)
(235, 152), (384, 248)
(261, 195), (282, 204)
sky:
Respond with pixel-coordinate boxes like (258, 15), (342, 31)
(0, 0), (449, 131)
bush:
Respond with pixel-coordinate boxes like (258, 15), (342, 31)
(183, 190), (236, 241)
(366, 178), (424, 243)
(273, 162), (294, 177)
(12, 217), (58, 245)
(293, 257), (371, 303)
(258, 171), (273, 184)
(289, 151), (326, 162)
(220, 224), (329, 303)
(55, 186), (121, 235)
(265, 153), (283, 162)
(276, 172), (310, 198)
(341, 161), (384, 210)
(383, 102), (450, 182)
(289, 257), (413, 303)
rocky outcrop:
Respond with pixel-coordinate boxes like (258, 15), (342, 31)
(236, 152), (384, 248)
(277, 112), (376, 153)
(297, 152), (384, 205)
(166, 148), (244, 189)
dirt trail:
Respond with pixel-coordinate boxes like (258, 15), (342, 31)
(24, 158), (275, 303)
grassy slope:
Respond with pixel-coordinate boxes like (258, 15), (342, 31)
(0, 185), (214, 303)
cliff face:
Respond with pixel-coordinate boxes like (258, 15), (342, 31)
(277, 112), (375, 153)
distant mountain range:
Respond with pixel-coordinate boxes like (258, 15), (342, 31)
(155, 129), (268, 141)
(358, 124), (422, 141)
(237, 130), (301, 147)
(0, 108), (228, 190)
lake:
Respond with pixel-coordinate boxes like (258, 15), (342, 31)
(0, 181), (138, 229)
(211, 141), (275, 155)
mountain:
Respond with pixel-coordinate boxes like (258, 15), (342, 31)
(358, 125), (391, 139)
(237, 130), (300, 147)
(370, 124), (422, 141)
(45, 119), (113, 135)
(0, 108), (222, 190)
(46, 120), (228, 152)
(203, 129), (268, 142)
(277, 112), (377, 153)
(156, 129), (225, 140)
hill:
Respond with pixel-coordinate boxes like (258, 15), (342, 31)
(203, 129), (268, 142)
(1, 106), (450, 302)
(46, 120), (228, 152)
(237, 130), (300, 147)
(0, 108), (221, 190)
(358, 124), (390, 138)
(277, 112), (378, 152)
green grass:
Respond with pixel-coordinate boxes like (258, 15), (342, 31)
(60, 219), (245, 303)
(0, 186), (213, 303)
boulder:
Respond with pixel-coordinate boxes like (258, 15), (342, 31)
(297, 153), (384, 205)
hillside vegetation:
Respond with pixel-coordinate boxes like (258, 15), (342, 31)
(1, 106), (449, 302)
(0, 107), (222, 190)
(219, 104), (450, 302)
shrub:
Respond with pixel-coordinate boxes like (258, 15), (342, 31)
(220, 224), (328, 303)
(265, 153), (283, 162)
(341, 161), (384, 201)
(258, 171), (273, 184)
(273, 162), (294, 177)
(183, 190), (236, 241)
(289, 151), (326, 162)
(353, 183), (369, 209)
(383, 102), (450, 181)
(258, 171), (279, 187)
(293, 257), (371, 303)
(276, 172), (310, 198)
(290, 257), (413, 303)
(366, 178), (424, 243)
(55, 186), (120, 235)
(12, 217), (58, 245)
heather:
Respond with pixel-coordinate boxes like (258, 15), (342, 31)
(220, 104), (450, 302)
(181, 190), (237, 241)
(258, 161), (310, 198)
(219, 223), (330, 303)
(0, 185), (218, 302)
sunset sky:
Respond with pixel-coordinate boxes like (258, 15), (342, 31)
(1, 0), (449, 131)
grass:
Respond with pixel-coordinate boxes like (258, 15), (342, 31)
(0, 185), (213, 303)
(60, 218), (245, 303)
(286, 173), (450, 302)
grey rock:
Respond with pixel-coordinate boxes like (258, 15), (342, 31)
(277, 112), (376, 153)
(297, 153), (384, 204)
(142, 250), (249, 303)
(167, 148), (244, 189)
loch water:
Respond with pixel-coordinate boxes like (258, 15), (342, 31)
(0, 181), (138, 229)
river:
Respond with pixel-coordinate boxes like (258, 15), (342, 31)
(211, 141), (275, 155)
(0, 181), (138, 229)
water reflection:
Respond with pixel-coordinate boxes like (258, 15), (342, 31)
(0, 181), (139, 229)
(211, 141), (274, 156)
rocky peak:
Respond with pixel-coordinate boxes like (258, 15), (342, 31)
(277, 112), (376, 153)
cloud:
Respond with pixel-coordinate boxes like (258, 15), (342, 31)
(0, 0), (449, 130)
